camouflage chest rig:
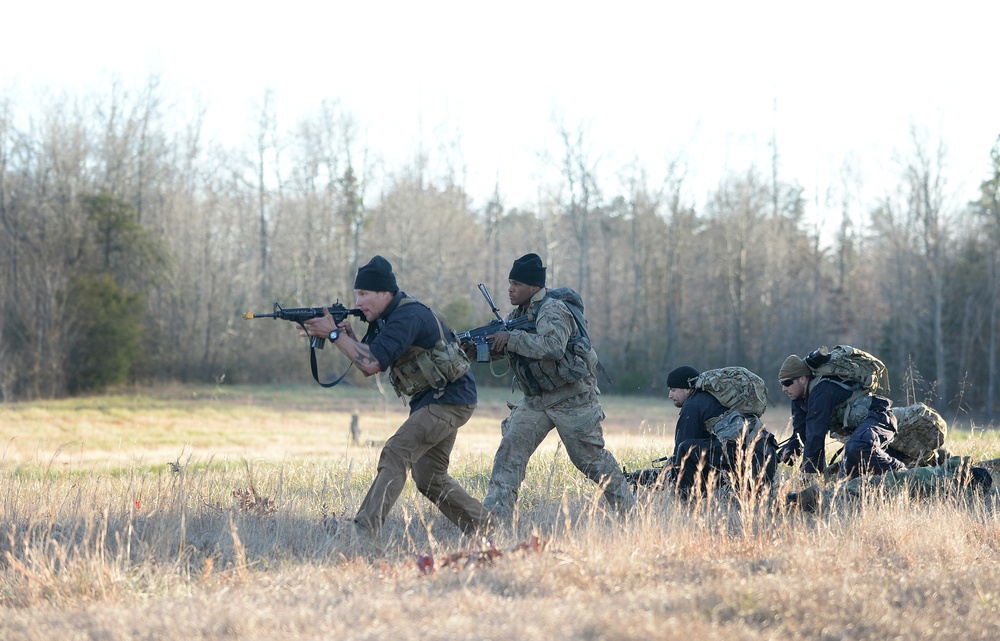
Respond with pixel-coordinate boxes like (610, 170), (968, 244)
(388, 298), (471, 399)
(508, 288), (599, 396)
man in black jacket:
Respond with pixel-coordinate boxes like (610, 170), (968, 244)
(777, 354), (906, 477)
(629, 366), (776, 496)
(667, 366), (777, 496)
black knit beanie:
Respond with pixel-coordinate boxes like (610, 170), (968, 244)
(666, 365), (700, 389)
(508, 253), (546, 287)
(354, 255), (398, 292)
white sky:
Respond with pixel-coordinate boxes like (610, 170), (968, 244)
(2, 1), (997, 218)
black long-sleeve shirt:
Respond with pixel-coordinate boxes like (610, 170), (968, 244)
(363, 292), (477, 413)
(789, 379), (853, 473)
(671, 390), (726, 460)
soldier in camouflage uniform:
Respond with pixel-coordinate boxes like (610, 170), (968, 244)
(481, 253), (635, 521)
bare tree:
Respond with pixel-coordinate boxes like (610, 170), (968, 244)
(554, 120), (602, 298)
(972, 137), (1000, 414)
(905, 129), (950, 404)
(251, 89), (282, 298)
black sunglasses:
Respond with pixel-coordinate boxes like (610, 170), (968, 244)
(780, 378), (796, 387)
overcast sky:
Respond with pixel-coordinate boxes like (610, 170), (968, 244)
(3, 1), (997, 219)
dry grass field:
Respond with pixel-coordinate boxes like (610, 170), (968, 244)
(2, 383), (999, 640)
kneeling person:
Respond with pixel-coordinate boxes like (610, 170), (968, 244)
(632, 366), (777, 496)
(776, 351), (906, 478)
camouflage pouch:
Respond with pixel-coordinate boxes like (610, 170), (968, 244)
(389, 313), (471, 398)
(890, 403), (948, 465)
(705, 409), (763, 445)
(830, 394), (874, 441)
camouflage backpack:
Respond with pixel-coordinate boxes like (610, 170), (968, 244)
(890, 403), (948, 465)
(807, 345), (891, 436)
(693, 367), (768, 444)
(542, 287), (612, 383)
(806, 345), (889, 395)
(543, 288), (590, 341)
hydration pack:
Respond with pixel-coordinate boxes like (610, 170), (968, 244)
(890, 402), (948, 465)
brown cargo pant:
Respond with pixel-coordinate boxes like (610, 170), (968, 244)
(354, 403), (492, 535)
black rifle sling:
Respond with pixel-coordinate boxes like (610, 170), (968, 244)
(299, 319), (354, 388)
(309, 345), (354, 388)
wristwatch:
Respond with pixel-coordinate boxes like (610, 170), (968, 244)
(328, 328), (340, 342)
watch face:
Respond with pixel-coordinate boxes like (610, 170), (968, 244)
(329, 329), (339, 341)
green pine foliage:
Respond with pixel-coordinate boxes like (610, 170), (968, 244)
(66, 273), (144, 393)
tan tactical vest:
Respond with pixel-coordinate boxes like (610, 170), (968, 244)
(388, 299), (471, 399)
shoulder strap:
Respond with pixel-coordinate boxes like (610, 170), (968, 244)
(542, 288), (590, 341)
(543, 289), (613, 385)
(309, 348), (354, 388)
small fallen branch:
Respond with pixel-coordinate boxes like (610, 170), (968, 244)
(415, 535), (548, 574)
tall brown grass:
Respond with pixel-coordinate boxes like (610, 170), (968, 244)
(1, 386), (998, 640)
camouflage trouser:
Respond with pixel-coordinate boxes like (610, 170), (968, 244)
(483, 389), (635, 520)
(354, 403), (493, 536)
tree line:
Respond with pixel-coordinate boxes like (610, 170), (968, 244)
(1, 79), (998, 420)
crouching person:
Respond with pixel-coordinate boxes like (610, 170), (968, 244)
(630, 366), (778, 498)
(776, 349), (906, 478)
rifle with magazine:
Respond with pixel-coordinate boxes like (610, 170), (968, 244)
(242, 301), (366, 387)
(623, 456), (676, 490)
(456, 284), (535, 362)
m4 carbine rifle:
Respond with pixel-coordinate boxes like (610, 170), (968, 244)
(242, 301), (365, 387)
(456, 284), (534, 362)
(622, 456), (676, 491)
